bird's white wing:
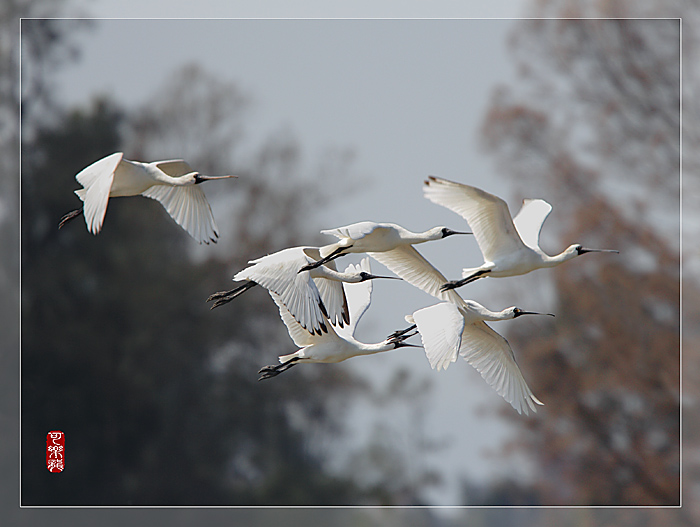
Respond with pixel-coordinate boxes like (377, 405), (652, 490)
(512, 198), (553, 251)
(75, 152), (123, 234)
(412, 303), (465, 371)
(141, 185), (219, 244)
(459, 320), (543, 415)
(152, 159), (195, 177)
(269, 291), (337, 348)
(320, 221), (387, 241)
(235, 248), (328, 335)
(304, 248), (349, 328)
(423, 177), (526, 262)
(367, 245), (463, 304)
(335, 258), (373, 339)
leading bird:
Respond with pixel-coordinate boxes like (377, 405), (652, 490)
(59, 152), (235, 244)
(422, 176), (618, 291)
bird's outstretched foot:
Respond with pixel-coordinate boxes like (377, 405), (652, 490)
(440, 279), (465, 292)
(298, 260), (323, 273)
(206, 282), (257, 309)
(387, 324), (417, 341)
(58, 208), (82, 229)
(257, 358), (300, 380)
(258, 365), (283, 381)
(297, 247), (347, 273)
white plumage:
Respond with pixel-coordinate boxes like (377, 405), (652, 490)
(258, 258), (418, 379)
(59, 152), (235, 244)
(207, 247), (398, 336)
(298, 221), (469, 273)
(404, 300), (552, 415)
(423, 176), (618, 290)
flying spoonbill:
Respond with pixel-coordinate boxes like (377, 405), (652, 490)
(207, 247), (399, 335)
(393, 299), (554, 415)
(422, 176), (618, 291)
(258, 258), (419, 380)
(58, 152), (235, 244)
(299, 221), (470, 273)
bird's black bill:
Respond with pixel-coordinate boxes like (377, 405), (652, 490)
(362, 274), (401, 281)
(442, 228), (471, 238)
(194, 174), (237, 184)
(578, 247), (619, 255)
(514, 311), (556, 318)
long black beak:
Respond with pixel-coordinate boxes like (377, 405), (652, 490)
(515, 311), (556, 318)
(194, 174), (237, 184)
(443, 228), (471, 237)
(364, 274), (401, 281)
(578, 247), (619, 255)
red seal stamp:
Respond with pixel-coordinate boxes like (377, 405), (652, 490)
(46, 431), (64, 473)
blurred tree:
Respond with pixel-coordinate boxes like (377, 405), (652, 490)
(462, 4), (691, 520)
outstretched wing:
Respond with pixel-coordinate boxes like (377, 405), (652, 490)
(320, 221), (385, 241)
(512, 198), (552, 251)
(152, 159), (196, 177)
(304, 248), (349, 328)
(367, 245), (463, 304)
(141, 185), (219, 244)
(269, 291), (336, 348)
(335, 258), (373, 339)
(75, 152), (123, 234)
(234, 247), (328, 336)
(459, 320), (543, 415)
(423, 176), (527, 262)
(412, 302), (465, 371)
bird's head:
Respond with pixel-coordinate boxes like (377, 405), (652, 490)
(509, 307), (556, 319)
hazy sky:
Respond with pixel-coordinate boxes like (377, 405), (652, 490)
(47, 2), (539, 506)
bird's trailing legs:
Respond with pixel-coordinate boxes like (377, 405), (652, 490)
(58, 208), (83, 229)
(387, 324), (417, 341)
(258, 357), (303, 380)
(297, 246), (347, 273)
(207, 281), (258, 309)
(386, 324), (421, 348)
(440, 269), (491, 292)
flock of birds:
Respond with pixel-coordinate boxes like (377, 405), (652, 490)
(60, 153), (618, 415)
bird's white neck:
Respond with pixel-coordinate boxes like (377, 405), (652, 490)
(313, 266), (363, 282)
(542, 247), (579, 267)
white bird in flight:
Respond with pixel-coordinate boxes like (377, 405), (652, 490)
(207, 247), (399, 335)
(298, 221), (470, 273)
(370, 229), (553, 415)
(422, 176), (618, 291)
(59, 152), (236, 244)
(392, 300), (553, 415)
(258, 258), (419, 380)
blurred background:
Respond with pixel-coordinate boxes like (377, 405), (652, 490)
(5, 0), (695, 525)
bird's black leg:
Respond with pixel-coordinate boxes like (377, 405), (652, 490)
(258, 357), (302, 380)
(298, 246), (347, 273)
(58, 208), (83, 229)
(206, 281), (257, 309)
(387, 324), (417, 341)
(440, 269), (490, 291)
